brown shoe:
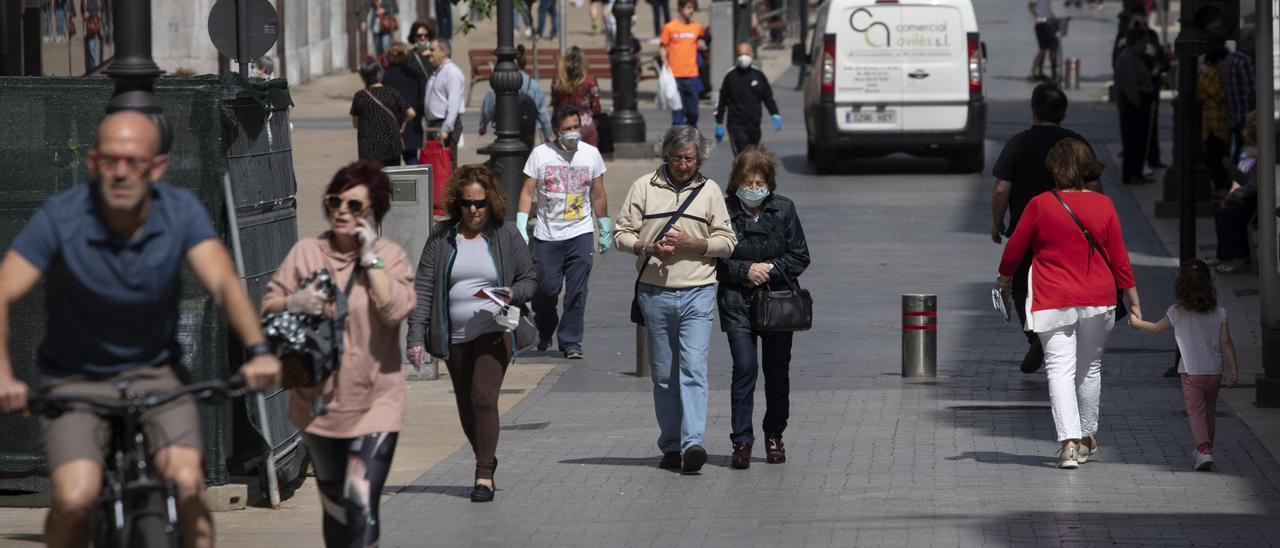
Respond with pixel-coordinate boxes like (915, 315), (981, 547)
(731, 442), (751, 469)
(765, 436), (786, 464)
(659, 451), (681, 470)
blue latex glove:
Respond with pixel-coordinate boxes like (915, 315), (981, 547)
(714, 124), (725, 143)
(515, 211), (530, 243)
(597, 217), (613, 254)
(772, 114), (782, 132)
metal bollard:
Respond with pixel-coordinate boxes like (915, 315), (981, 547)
(1065, 58), (1081, 90)
(901, 294), (937, 378)
(635, 325), (650, 377)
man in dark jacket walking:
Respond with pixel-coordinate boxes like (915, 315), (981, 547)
(714, 42), (781, 155)
(1114, 27), (1155, 185)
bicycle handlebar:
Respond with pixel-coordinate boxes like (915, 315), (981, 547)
(21, 374), (248, 419)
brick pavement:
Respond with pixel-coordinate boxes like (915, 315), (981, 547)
(377, 62), (1280, 544)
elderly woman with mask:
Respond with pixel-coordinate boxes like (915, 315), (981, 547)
(614, 126), (737, 475)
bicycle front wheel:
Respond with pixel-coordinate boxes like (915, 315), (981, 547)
(128, 490), (178, 548)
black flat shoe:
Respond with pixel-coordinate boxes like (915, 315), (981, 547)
(471, 483), (494, 502)
(659, 452), (682, 470)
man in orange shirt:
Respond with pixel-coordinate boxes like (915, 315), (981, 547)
(660, 0), (707, 127)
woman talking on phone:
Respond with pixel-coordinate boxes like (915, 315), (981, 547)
(262, 161), (416, 547)
(406, 165), (537, 502)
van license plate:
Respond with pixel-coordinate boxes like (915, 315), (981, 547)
(847, 111), (896, 124)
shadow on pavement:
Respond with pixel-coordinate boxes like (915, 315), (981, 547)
(384, 485), (472, 499)
(778, 153), (954, 177)
(945, 450), (1055, 468)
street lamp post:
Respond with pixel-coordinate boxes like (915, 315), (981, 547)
(610, 0), (647, 158)
(486, 0), (530, 219)
(103, 0), (170, 152)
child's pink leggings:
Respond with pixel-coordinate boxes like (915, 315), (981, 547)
(1181, 373), (1222, 452)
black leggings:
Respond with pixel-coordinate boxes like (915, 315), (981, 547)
(304, 432), (399, 548)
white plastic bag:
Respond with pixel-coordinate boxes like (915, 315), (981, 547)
(657, 64), (683, 112)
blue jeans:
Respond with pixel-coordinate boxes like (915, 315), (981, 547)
(436, 1), (454, 38)
(650, 0), (670, 36)
(537, 0), (558, 37)
(727, 331), (793, 445)
(637, 283), (714, 453)
(531, 233), (594, 352)
(672, 77), (700, 128)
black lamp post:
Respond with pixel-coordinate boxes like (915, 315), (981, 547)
(103, 0), (171, 152)
(609, 0), (646, 156)
(486, 0), (528, 219)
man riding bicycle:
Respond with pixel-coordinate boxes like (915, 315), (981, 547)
(0, 111), (281, 548)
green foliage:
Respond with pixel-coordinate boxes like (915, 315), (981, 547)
(451, 0), (536, 35)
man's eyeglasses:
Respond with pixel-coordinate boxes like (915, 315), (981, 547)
(669, 156), (698, 166)
(324, 195), (366, 213)
(459, 198), (488, 210)
(96, 154), (155, 173)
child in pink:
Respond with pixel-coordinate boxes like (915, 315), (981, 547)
(1129, 259), (1238, 471)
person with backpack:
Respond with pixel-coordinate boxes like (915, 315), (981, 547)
(480, 44), (553, 148)
(515, 106), (610, 359)
(262, 161), (416, 546)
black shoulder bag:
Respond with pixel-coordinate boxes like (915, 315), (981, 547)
(1049, 190), (1127, 319)
(261, 266), (361, 416)
(750, 267), (813, 332)
(630, 175), (705, 326)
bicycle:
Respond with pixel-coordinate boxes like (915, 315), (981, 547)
(16, 374), (247, 548)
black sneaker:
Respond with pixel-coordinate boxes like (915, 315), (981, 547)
(1020, 346), (1044, 374)
(681, 445), (707, 474)
(564, 349), (584, 360)
(659, 452), (681, 469)
(537, 339), (552, 352)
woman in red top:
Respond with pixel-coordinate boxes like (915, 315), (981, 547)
(996, 139), (1143, 469)
(551, 47), (602, 147)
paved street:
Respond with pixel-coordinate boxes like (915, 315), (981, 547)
(377, 2), (1280, 546)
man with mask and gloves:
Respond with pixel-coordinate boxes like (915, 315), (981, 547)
(517, 106), (610, 359)
(714, 42), (781, 155)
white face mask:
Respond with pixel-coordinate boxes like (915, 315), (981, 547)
(558, 130), (582, 150)
(736, 55), (753, 69)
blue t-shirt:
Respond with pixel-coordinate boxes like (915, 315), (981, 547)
(10, 182), (218, 377)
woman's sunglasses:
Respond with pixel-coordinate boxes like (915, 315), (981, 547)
(459, 198), (488, 210)
(324, 195), (366, 213)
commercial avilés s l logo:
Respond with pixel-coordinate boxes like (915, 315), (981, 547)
(849, 8), (890, 48)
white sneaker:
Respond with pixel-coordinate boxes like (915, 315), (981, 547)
(1077, 436), (1097, 464)
(1056, 444), (1079, 469)
(1194, 451), (1215, 471)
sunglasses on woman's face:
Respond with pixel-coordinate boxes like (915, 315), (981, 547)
(324, 195), (366, 213)
(415, 33), (430, 40)
(460, 198), (488, 210)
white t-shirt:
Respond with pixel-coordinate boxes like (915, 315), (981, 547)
(1168, 305), (1228, 375)
(522, 142), (607, 241)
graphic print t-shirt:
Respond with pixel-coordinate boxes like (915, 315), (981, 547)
(522, 142), (607, 241)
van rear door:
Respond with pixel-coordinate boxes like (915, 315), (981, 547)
(897, 3), (969, 131)
(833, 2), (903, 132)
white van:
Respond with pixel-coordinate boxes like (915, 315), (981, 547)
(803, 0), (987, 173)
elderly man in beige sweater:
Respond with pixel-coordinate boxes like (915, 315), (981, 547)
(615, 125), (737, 475)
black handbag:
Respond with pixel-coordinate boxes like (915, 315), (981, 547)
(630, 174), (705, 326)
(261, 266), (360, 416)
(749, 268), (813, 332)
(1049, 190), (1127, 319)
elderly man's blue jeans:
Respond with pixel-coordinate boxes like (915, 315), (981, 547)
(637, 283), (714, 454)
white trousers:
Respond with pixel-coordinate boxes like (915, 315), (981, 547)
(1037, 311), (1114, 442)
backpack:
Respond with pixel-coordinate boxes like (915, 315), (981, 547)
(517, 77), (540, 140)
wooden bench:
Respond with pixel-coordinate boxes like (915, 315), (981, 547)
(465, 47), (654, 104)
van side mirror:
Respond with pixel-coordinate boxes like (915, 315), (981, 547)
(792, 44), (810, 66)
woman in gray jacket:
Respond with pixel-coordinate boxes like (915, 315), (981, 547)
(406, 165), (537, 502)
